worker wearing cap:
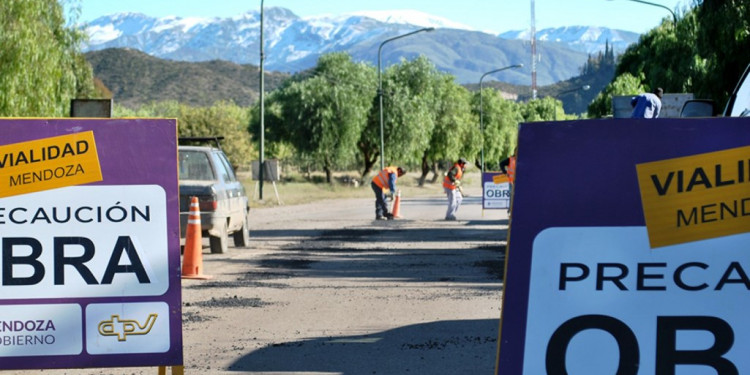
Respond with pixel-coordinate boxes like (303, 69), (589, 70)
(371, 166), (406, 220)
(443, 158), (467, 221)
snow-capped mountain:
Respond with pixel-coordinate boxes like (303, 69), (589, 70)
(83, 7), (638, 84)
(345, 9), (475, 31)
(499, 26), (639, 54)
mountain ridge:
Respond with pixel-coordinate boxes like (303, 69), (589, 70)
(83, 7), (639, 85)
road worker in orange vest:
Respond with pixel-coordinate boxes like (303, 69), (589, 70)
(443, 158), (467, 221)
(499, 146), (517, 214)
(371, 166), (406, 220)
(499, 147), (516, 183)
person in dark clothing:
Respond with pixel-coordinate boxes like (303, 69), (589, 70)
(371, 166), (406, 220)
(631, 87), (664, 118)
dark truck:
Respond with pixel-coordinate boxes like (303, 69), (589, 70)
(178, 137), (250, 254)
(681, 63), (750, 117)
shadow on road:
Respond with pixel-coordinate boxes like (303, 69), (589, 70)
(402, 196), (484, 205)
(256, 249), (504, 283)
(227, 319), (500, 374)
(251, 224), (508, 242)
(208, 222), (507, 287)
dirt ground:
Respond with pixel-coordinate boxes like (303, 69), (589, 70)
(22, 184), (509, 375)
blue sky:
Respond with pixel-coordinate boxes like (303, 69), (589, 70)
(70, 0), (689, 34)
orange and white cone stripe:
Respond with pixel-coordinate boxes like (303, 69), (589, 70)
(182, 196), (211, 279)
(188, 198), (201, 225)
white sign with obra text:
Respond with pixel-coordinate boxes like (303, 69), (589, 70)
(0, 185), (168, 299)
(524, 227), (750, 374)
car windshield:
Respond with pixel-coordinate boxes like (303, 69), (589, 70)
(179, 150), (215, 181)
(730, 84), (750, 117)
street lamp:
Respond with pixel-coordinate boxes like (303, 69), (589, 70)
(554, 84), (590, 121)
(560, 85), (591, 95)
(479, 64), (523, 173)
(607, 0), (677, 24)
(378, 27), (434, 171)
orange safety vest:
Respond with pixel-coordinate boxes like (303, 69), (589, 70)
(442, 163), (464, 190)
(508, 156), (516, 183)
(372, 166), (398, 189)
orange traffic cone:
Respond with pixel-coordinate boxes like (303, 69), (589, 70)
(391, 190), (402, 219)
(182, 196), (212, 280)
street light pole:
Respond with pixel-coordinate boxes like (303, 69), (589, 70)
(608, 0), (677, 24)
(258, 0), (265, 200)
(479, 64), (523, 173)
(378, 27), (434, 171)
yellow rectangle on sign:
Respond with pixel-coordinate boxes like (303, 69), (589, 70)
(636, 145), (750, 248)
(493, 174), (510, 184)
(0, 132), (103, 198)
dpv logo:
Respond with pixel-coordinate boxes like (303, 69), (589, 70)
(98, 313), (158, 341)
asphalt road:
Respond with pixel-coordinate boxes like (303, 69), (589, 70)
(17, 186), (509, 375)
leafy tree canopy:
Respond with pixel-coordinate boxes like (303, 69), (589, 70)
(612, 1), (750, 111)
(115, 100), (253, 168)
(588, 73), (645, 118)
(268, 52), (376, 182)
(0, 0), (94, 116)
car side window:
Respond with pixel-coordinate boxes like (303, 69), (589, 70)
(217, 153), (238, 182)
(179, 150), (215, 181)
(211, 152), (234, 182)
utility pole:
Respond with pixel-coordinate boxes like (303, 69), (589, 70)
(258, 0), (265, 200)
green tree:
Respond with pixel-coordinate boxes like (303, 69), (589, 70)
(521, 97), (559, 122)
(616, 13), (701, 95)
(0, 0), (94, 116)
(272, 53), (375, 183)
(610, 2), (750, 111)
(692, 0), (750, 106)
(114, 100), (253, 168)
(476, 89), (523, 170)
(248, 95), (297, 163)
(419, 75), (476, 185)
(114, 100), (182, 118)
(588, 73), (645, 118)
(179, 101), (254, 169)
(361, 56), (439, 177)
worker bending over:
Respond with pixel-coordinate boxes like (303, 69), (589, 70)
(371, 166), (406, 220)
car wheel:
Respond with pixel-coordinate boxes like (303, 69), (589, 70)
(233, 212), (250, 247)
(209, 221), (228, 254)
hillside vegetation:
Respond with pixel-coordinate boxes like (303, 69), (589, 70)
(85, 48), (290, 108)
